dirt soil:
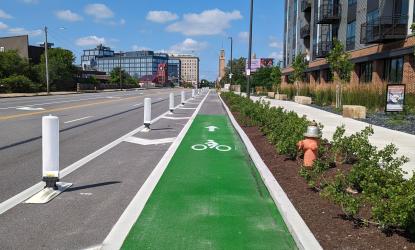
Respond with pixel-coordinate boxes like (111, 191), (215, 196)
(238, 123), (415, 250)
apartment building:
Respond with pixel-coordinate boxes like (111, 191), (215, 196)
(283, 0), (415, 93)
(170, 54), (200, 85)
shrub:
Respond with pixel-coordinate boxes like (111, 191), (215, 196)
(0, 75), (40, 93)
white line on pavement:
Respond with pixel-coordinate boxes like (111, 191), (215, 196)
(123, 136), (176, 145)
(101, 90), (210, 250)
(64, 116), (93, 124)
(161, 116), (191, 120)
(132, 103), (143, 107)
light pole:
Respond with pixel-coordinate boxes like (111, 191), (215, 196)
(119, 51), (123, 90)
(44, 26), (50, 95)
(247, 0), (254, 98)
(228, 37), (233, 85)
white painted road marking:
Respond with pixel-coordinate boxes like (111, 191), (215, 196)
(16, 107), (45, 111)
(64, 116), (93, 124)
(124, 136), (176, 145)
(178, 107), (197, 110)
(133, 103), (143, 107)
(161, 116), (191, 120)
(206, 126), (219, 132)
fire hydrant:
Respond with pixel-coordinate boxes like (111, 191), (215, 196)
(297, 121), (321, 169)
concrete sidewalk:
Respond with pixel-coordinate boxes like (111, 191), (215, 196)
(250, 95), (415, 178)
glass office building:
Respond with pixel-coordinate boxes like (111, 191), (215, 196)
(168, 59), (181, 85)
(81, 45), (173, 82)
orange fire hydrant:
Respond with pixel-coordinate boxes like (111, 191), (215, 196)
(297, 122), (321, 169)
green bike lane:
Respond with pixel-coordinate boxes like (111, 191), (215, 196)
(122, 114), (297, 249)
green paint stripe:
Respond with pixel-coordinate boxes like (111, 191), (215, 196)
(122, 115), (297, 250)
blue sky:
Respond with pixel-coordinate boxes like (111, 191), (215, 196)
(0, 0), (284, 81)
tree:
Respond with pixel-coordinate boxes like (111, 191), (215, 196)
(0, 50), (30, 79)
(39, 48), (76, 91)
(252, 67), (273, 90)
(292, 54), (308, 96)
(270, 66), (282, 93)
(326, 39), (354, 108)
(220, 57), (246, 90)
(109, 67), (130, 84)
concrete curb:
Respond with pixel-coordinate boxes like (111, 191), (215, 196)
(101, 90), (211, 250)
(219, 94), (323, 250)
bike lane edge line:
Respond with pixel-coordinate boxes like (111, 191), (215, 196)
(218, 94), (323, 250)
(101, 90), (211, 250)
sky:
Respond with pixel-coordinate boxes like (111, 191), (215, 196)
(0, 0), (284, 81)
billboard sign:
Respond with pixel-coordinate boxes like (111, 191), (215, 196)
(246, 58), (274, 73)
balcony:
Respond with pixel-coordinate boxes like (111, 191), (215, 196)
(313, 41), (333, 58)
(360, 16), (408, 44)
(317, 2), (341, 24)
(300, 24), (310, 38)
(301, 0), (311, 12)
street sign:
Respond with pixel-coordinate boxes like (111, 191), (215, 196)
(246, 69), (251, 76)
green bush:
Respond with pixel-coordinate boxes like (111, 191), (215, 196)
(222, 92), (309, 159)
(0, 75), (40, 93)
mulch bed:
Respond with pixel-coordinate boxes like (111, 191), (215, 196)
(236, 119), (415, 249)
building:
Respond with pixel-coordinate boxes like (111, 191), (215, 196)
(218, 49), (226, 81)
(170, 54), (200, 85)
(168, 58), (181, 85)
(81, 45), (173, 84)
(0, 35), (50, 64)
(283, 0), (415, 93)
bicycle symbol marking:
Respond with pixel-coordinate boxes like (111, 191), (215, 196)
(191, 140), (232, 152)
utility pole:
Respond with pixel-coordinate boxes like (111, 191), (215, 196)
(247, 0), (254, 98)
(228, 37), (233, 85)
(119, 51), (122, 90)
(44, 26), (50, 95)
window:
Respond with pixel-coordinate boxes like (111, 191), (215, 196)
(346, 21), (356, 51)
(367, 9), (379, 23)
(359, 62), (372, 83)
(348, 0), (356, 5)
(383, 57), (404, 83)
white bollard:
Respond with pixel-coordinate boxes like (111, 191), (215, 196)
(181, 91), (186, 105)
(192, 89), (195, 99)
(169, 93), (175, 113)
(143, 98), (151, 131)
(42, 115), (60, 190)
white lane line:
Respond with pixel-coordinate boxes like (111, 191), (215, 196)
(132, 103), (143, 107)
(161, 116), (191, 120)
(178, 107), (197, 110)
(101, 91), (210, 250)
(124, 137), (176, 145)
(219, 94), (322, 250)
(16, 107), (45, 111)
(0, 96), (107, 110)
(0, 102), (185, 216)
(64, 116), (93, 124)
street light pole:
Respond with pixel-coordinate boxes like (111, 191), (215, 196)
(119, 51), (123, 90)
(247, 0), (254, 98)
(228, 37), (233, 85)
(44, 26), (50, 95)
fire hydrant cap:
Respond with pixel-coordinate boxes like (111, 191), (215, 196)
(304, 122), (321, 138)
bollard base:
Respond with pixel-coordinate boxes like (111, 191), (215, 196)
(43, 176), (59, 190)
(25, 182), (72, 204)
(142, 124), (151, 132)
(169, 110), (174, 114)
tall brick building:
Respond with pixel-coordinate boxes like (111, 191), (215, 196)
(283, 0), (415, 93)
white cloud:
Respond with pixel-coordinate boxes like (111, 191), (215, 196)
(169, 38), (208, 54)
(269, 36), (283, 49)
(269, 51), (283, 61)
(55, 10), (83, 22)
(0, 9), (13, 19)
(120, 18), (126, 25)
(0, 22), (8, 30)
(146, 11), (178, 23)
(238, 31), (249, 42)
(8, 27), (42, 36)
(167, 9), (242, 36)
(84, 3), (114, 20)
(76, 35), (106, 47)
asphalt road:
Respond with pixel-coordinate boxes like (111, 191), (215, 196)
(0, 89), (189, 203)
